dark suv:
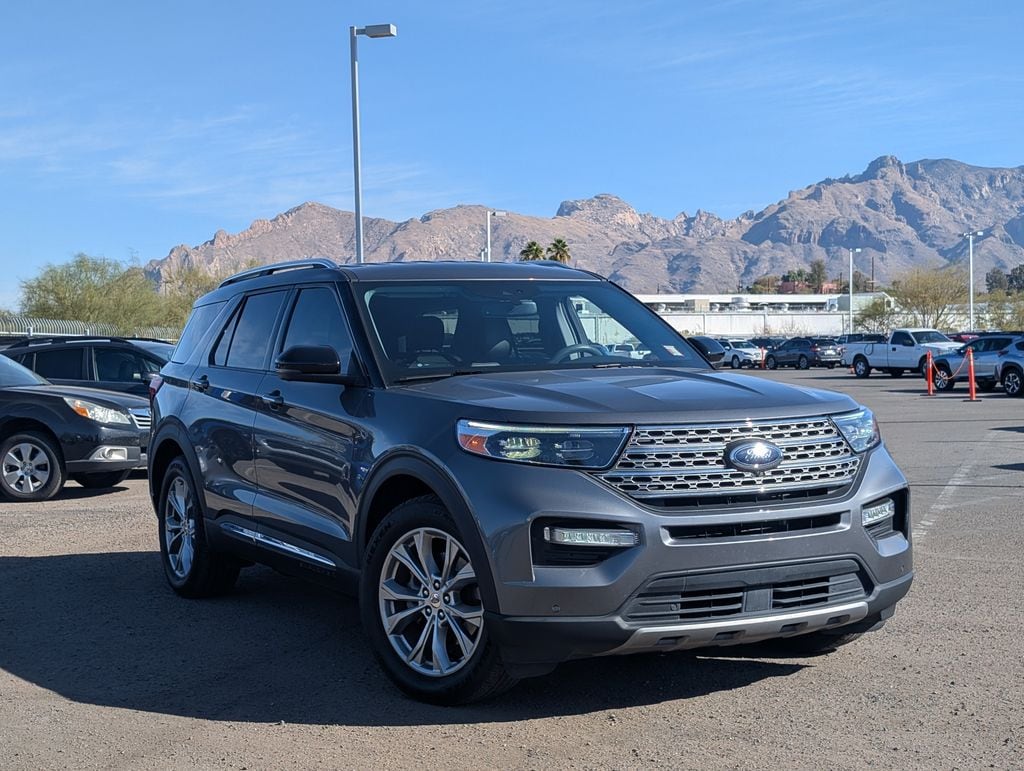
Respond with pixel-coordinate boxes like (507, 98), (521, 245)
(4, 336), (174, 396)
(149, 259), (913, 704)
(766, 337), (842, 369)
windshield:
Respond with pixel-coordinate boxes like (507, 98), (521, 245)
(731, 340), (757, 350)
(914, 330), (952, 344)
(354, 280), (704, 382)
(813, 338), (837, 345)
(0, 354), (49, 387)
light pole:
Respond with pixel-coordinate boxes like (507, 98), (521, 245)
(349, 23), (397, 264)
(848, 247), (861, 334)
(962, 230), (984, 331)
(486, 210), (507, 262)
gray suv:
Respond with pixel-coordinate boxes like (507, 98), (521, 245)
(148, 259), (913, 704)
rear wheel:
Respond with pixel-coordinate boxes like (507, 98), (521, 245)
(158, 457), (240, 597)
(361, 496), (517, 705)
(1002, 368), (1023, 397)
(797, 355), (809, 370)
(765, 356), (778, 370)
(71, 470), (131, 489)
(0, 431), (64, 502)
(853, 357), (871, 378)
(918, 357), (929, 376)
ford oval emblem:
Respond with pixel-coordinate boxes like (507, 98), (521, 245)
(725, 440), (784, 474)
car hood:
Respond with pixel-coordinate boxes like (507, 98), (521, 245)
(921, 342), (961, 352)
(395, 367), (859, 424)
(4, 384), (149, 410)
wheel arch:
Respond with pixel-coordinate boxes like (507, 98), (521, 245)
(148, 420), (205, 515)
(0, 416), (66, 470)
(356, 451), (499, 611)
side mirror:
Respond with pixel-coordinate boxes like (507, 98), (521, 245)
(275, 345), (363, 385)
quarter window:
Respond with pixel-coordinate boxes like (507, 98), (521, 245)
(171, 302), (225, 364)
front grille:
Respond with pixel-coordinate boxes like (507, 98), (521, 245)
(664, 512), (842, 541)
(129, 408), (151, 430)
(597, 417), (859, 503)
(622, 561), (869, 625)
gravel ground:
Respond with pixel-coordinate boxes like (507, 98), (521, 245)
(1, 368), (1021, 769)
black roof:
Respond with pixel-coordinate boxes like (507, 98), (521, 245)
(198, 259), (602, 306)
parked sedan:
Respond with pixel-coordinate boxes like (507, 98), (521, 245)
(0, 355), (149, 500)
(932, 334), (1022, 391)
(766, 337), (842, 369)
(716, 338), (763, 369)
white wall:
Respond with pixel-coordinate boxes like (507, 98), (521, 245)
(657, 312), (848, 337)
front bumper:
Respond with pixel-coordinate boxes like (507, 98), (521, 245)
(61, 421), (142, 474)
(450, 442), (913, 668)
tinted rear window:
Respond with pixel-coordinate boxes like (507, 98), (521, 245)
(33, 348), (84, 379)
(171, 303), (225, 364)
(224, 291), (287, 370)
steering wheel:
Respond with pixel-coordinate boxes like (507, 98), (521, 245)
(550, 344), (605, 363)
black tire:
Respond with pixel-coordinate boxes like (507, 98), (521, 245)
(0, 431), (64, 502)
(1002, 367), (1024, 397)
(853, 357), (871, 378)
(797, 355), (809, 370)
(933, 365), (955, 391)
(71, 470), (132, 489)
(918, 357), (929, 377)
(765, 355), (778, 370)
(158, 457), (240, 598)
(730, 355), (740, 370)
(888, 368), (904, 378)
(826, 363), (836, 369)
(360, 495), (518, 705)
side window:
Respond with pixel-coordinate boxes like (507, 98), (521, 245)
(989, 337), (1011, 352)
(94, 348), (147, 382)
(210, 308), (240, 367)
(280, 287), (353, 360)
(222, 291), (287, 370)
(171, 302), (225, 364)
(34, 348), (84, 379)
(892, 332), (913, 346)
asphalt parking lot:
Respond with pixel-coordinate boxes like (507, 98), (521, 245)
(1, 367), (1021, 770)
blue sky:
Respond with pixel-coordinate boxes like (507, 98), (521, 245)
(1, 0), (1022, 308)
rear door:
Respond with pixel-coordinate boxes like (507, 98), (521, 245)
(183, 289), (288, 527)
(251, 284), (363, 572)
(29, 347), (88, 388)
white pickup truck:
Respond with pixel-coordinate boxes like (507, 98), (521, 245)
(842, 328), (962, 378)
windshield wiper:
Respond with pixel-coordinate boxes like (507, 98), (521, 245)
(392, 368), (488, 384)
(590, 360), (677, 369)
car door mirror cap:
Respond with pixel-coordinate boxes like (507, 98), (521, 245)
(275, 345), (365, 385)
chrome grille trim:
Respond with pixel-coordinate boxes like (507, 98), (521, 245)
(598, 417), (859, 499)
(129, 407), (152, 430)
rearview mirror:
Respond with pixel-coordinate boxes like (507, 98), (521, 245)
(275, 345), (363, 385)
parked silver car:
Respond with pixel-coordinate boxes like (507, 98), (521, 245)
(933, 334), (1022, 391)
(994, 338), (1024, 397)
(716, 338), (762, 369)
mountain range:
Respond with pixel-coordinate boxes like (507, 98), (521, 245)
(146, 156), (1024, 294)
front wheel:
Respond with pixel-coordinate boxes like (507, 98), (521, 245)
(1002, 368), (1024, 397)
(797, 355), (809, 370)
(730, 355), (740, 369)
(765, 356), (778, 370)
(71, 470), (131, 489)
(934, 366), (955, 391)
(361, 496), (517, 705)
(158, 457), (240, 598)
(0, 431), (64, 502)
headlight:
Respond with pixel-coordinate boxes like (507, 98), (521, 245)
(456, 420), (629, 469)
(832, 408), (880, 452)
(63, 398), (132, 425)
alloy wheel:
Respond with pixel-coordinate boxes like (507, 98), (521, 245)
(378, 527), (483, 678)
(2, 441), (51, 494)
(1004, 370), (1023, 396)
(164, 476), (196, 579)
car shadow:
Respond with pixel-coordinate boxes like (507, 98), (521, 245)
(0, 552), (807, 725)
(53, 485), (130, 500)
(993, 463), (1024, 472)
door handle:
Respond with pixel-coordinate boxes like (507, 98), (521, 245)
(260, 390), (284, 408)
(190, 374), (209, 392)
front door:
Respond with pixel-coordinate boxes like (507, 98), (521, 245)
(252, 284), (364, 573)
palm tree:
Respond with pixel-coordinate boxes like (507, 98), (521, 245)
(546, 238), (571, 264)
(519, 241), (544, 261)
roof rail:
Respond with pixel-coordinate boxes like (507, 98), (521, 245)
(218, 258), (338, 288)
(5, 335), (128, 348)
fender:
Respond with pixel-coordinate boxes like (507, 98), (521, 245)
(148, 418), (207, 515)
(356, 449), (500, 612)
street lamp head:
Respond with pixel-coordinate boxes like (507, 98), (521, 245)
(853, 247), (862, 253)
(491, 210), (508, 217)
(961, 230), (985, 237)
(358, 23), (397, 38)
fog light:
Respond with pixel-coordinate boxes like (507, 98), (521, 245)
(862, 498), (895, 526)
(543, 526), (638, 547)
(89, 446), (129, 462)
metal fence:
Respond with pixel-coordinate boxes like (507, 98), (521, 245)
(0, 314), (179, 341)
